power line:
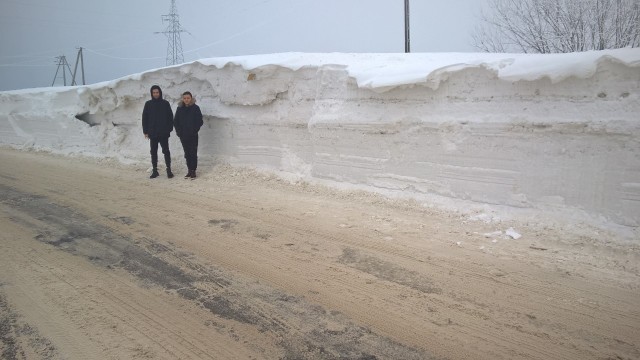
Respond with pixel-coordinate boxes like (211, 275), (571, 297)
(83, 47), (165, 61)
(0, 63), (52, 67)
(174, 3), (299, 56)
(0, 56), (53, 67)
(11, 0), (300, 67)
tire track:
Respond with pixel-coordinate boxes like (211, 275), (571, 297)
(0, 183), (431, 359)
(2, 150), (639, 360)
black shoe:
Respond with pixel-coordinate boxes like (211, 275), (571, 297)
(150, 168), (160, 179)
(184, 170), (191, 179)
(190, 170), (196, 179)
(167, 167), (174, 179)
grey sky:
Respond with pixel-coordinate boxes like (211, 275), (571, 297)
(0, 0), (489, 91)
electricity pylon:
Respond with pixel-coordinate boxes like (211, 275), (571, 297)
(157, 0), (186, 65)
(50, 47), (86, 87)
(51, 55), (73, 86)
(71, 47), (86, 86)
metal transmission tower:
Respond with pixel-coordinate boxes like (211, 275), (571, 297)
(159, 0), (186, 65)
(50, 48), (87, 87)
(71, 47), (86, 86)
(51, 55), (74, 86)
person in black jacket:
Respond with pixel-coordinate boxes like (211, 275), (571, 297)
(142, 85), (174, 179)
(174, 91), (203, 179)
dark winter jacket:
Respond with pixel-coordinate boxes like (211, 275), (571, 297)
(174, 99), (203, 139)
(142, 85), (174, 138)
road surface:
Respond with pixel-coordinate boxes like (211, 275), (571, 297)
(0, 149), (638, 359)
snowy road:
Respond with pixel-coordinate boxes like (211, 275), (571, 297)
(0, 149), (638, 359)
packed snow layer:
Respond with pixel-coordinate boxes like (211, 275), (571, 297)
(1, 50), (639, 232)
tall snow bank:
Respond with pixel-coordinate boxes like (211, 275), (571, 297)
(1, 49), (639, 234)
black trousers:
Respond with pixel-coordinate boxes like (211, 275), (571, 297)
(150, 136), (171, 169)
(180, 135), (199, 171)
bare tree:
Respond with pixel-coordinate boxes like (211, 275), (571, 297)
(473, 0), (640, 53)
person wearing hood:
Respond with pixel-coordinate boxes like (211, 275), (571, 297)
(174, 91), (203, 179)
(142, 85), (175, 178)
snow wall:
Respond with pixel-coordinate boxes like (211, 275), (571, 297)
(1, 50), (639, 234)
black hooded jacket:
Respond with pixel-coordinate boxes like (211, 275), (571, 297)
(174, 99), (203, 139)
(142, 85), (174, 138)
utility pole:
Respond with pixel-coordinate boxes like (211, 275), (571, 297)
(51, 55), (74, 86)
(404, 0), (411, 53)
(157, 0), (186, 65)
(71, 47), (86, 86)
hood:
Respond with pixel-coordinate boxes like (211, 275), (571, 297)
(150, 85), (163, 99)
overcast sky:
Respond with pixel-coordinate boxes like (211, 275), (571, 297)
(0, 0), (489, 91)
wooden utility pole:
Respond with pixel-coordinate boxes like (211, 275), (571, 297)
(404, 0), (410, 53)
